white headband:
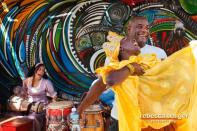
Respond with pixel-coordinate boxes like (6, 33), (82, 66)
(35, 63), (43, 68)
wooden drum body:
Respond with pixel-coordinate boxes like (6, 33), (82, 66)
(80, 104), (104, 131)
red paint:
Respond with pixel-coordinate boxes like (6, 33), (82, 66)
(1, 118), (33, 131)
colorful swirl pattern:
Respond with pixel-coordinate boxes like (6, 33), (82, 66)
(0, 0), (196, 101)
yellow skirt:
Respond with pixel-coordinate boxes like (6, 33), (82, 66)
(96, 42), (197, 131)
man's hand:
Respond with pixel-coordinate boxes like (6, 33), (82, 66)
(131, 63), (145, 75)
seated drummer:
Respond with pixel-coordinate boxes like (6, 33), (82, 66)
(22, 63), (57, 131)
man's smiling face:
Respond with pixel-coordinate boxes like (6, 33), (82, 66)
(127, 17), (149, 48)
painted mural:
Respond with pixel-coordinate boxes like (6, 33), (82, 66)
(0, 0), (197, 103)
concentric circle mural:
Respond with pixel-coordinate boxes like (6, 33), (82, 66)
(0, 0), (197, 101)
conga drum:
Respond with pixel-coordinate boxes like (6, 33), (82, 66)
(7, 96), (30, 112)
(80, 104), (104, 131)
(46, 101), (73, 131)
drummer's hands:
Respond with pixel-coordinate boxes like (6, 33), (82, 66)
(20, 91), (27, 98)
(52, 96), (57, 102)
(52, 99), (56, 103)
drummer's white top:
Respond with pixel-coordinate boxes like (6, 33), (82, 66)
(24, 78), (57, 104)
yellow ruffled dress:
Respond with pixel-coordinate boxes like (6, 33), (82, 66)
(96, 32), (197, 131)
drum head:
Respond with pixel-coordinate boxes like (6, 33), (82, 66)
(47, 101), (73, 109)
(8, 96), (31, 112)
(8, 96), (23, 111)
(84, 104), (103, 113)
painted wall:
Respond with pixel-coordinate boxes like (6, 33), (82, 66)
(0, 0), (197, 102)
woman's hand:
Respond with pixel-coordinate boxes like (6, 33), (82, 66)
(52, 96), (57, 102)
(20, 92), (28, 99)
(131, 63), (145, 75)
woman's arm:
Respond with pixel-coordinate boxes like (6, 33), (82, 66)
(21, 79), (28, 98)
(45, 80), (57, 101)
(106, 63), (144, 86)
(77, 76), (106, 115)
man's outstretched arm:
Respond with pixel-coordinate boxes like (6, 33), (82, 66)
(77, 63), (144, 114)
(77, 76), (106, 114)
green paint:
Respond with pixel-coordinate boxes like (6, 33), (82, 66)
(179, 0), (197, 14)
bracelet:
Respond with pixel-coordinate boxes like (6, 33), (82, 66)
(126, 64), (135, 74)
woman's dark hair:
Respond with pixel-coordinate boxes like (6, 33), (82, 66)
(27, 63), (48, 87)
